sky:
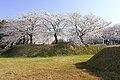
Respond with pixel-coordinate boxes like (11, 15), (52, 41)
(0, 0), (120, 24)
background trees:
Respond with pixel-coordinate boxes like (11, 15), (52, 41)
(0, 21), (25, 47)
(0, 12), (112, 48)
(0, 12), (42, 47)
(0, 20), (8, 48)
(100, 24), (120, 44)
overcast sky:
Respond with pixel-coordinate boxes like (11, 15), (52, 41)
(0, 0), (120, 24)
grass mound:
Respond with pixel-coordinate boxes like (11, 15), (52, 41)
(0, 44), (105, 57)
(86, 45), (120, 74)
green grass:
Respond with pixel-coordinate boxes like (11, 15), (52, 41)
(0, 44), (106, 57)
(0, 55), (101, 80)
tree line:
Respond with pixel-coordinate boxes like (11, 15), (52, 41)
(0, 12), (112, 48)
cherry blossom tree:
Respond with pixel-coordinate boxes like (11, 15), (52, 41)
(0, 12), (42, 47)
(66, 13), (111, 45)
(17, 12), (41, 44)
(40, 12), (66, 44)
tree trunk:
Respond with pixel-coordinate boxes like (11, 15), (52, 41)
(54, 33), (58, 44)
(79, 35), (88, 46)
(29, 34), (33, 44)
(80, 37), (89, 47)
(80, 36), (85, 45)
(22, 35), (25, 44)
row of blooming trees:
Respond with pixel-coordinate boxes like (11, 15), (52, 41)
(0, 12), (111, 47)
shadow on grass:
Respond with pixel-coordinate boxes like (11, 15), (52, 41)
(75, 62), (120, 80)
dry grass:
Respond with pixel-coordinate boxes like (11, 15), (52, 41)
(0, 55), (101, 80)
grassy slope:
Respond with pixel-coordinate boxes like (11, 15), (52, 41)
(83, 45), (120, 80)
(0, 55), (101, 80)
(0, 44), (105, 57)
